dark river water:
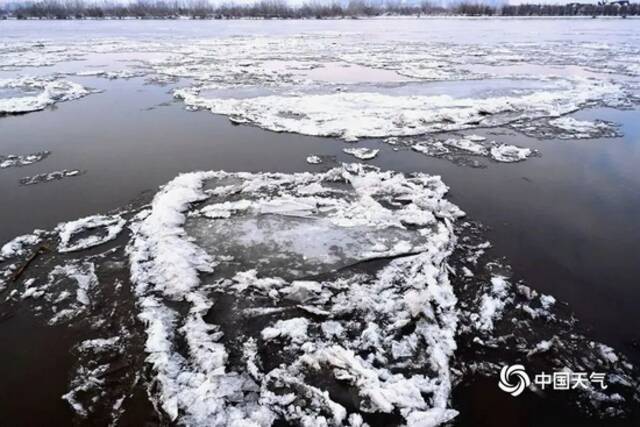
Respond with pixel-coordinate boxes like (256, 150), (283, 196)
(1, 18), (639, 426)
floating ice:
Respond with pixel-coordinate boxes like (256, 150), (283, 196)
(489, 144), (532, 163)
(261, 317), (309, 343)
(0, 151), (50, 169)
(513, 116), (621, 140)
(0, 77), (91, 115)
(19, 169), (83, 185)
(1, 31), (639, 423)
(175, 78), (626, 141)
(75, 69), (143, 80)
(57, 214), (126, 253)
(0, 232), (42, 262)
(442, 137), (488, 155)
(343, 147), (379, 160)
(548, 117), (621, 139)
(475, 276), (513, 332)
(2, 165), (639, 423)
(187, 167), (460, 279)
(10, 261), (101, 325)
(408, 136), (532, 165)
(306, 155), (322, 164)
(125, 164), (465, 425)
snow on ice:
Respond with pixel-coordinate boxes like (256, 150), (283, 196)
(1, 166), (639, 424)
(19, 169), (83, 185)
(0, 151), (50, 168)
(174, 78), (627, 142)
(57, 214), (126, 253)
(305, 155), (323, 164)
(0, 77), (91, 115)
(343, 147), (379, 160)
(2, 29), (640, 425)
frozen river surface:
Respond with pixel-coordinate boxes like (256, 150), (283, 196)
(1, 18), (640, 426)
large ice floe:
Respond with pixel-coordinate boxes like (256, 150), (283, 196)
(0, 76), (91, 115)
(173, 78), (628, 143)
(1, 165), (639, 425)
(128, 164), (464, 425)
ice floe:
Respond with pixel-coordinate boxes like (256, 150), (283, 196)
(408, 135), (533, 165)
(75, 69), (144, 80)
(124, 164), (464, 425)
(174, 78), (627, 142)
(19, 169), (83, 185)
(0, 232), (43, 262)
(0, 77), (91, 115)
(513, 116), (622, 140)
(474, 276), (513, 332)
(489, 144), (532, 163)
(1, 166), (640, 424)
(0, 151), (50, 169)
(1, 30), (640, 424)
(342, 147), (379, 160)
(305, 155), (323, 165)
(57, 214), (126, 253)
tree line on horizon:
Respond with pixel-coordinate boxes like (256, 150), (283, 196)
(1, 0), (638, 19)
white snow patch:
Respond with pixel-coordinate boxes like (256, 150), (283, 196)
(490, 144), (532, 163)
(0, 77), (91, 115)
(476, 276), (513, 332)
(261, 317), (309, 343)
(0, 233), (42, 261)
(343, 147), (380, 160)
(57, 214), (126, 253)
(306, 155), (323, 164)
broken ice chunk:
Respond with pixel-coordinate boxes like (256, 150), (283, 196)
(0, 151), (50, 169)
(306, 155), (323, 164)
(57, 214), (126, 253)
(19, 169), (83, 185)
(443, 137), (488, 155)
(548, 117), (620, 139)
(343, 147), (379, 160)
(0, 232), (42, 261)
(476, 276), (513, 332)
(198, 200), (252, 219)
(0, 77), (91, 115)
(412, 141), (451, 156)
(261, 317), (309, 343)
(489, 144), (532, 163)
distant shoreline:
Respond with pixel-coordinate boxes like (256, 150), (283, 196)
(2, 1), (638, 21)
(1, 15), (639, 21)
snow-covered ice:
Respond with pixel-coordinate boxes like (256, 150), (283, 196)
(1, 166), (639, 424)
(408, 136), (533, 165)
(57, 214), (126, 253)
(305, 155), (322, 164)
(343, 147), (379, 160)
(0, 232), (42, 262)
(175, 78), (627, 142)
(123, 164), (465, 425)
(0, 77), (91, 115)
(2, 27), (640, 425)
(489, 144), (532, 163)
(19, 169), (83, 185)
(0, 151), (50, 168)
